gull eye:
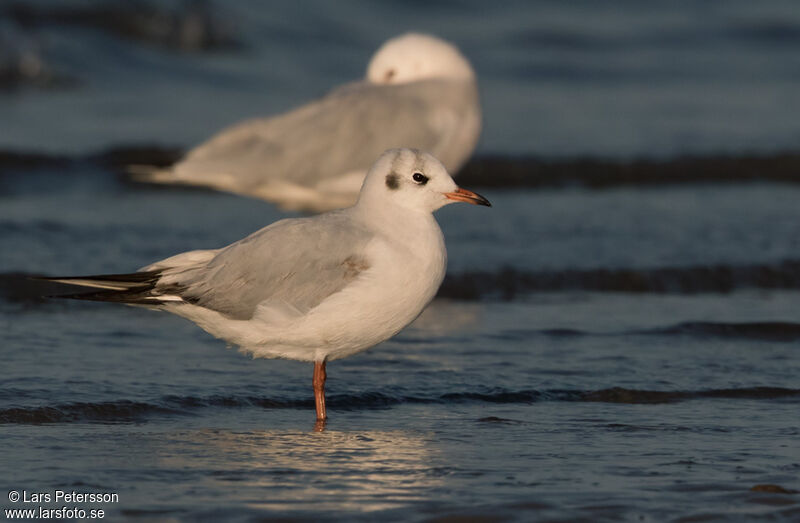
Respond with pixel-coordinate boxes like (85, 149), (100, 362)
(412, 172), (428, 185)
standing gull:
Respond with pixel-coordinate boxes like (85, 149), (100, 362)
(131, 33), (481, 212)
(48, 149), (490, 424)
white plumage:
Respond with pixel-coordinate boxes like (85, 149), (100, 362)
(50, 149), (491, 422)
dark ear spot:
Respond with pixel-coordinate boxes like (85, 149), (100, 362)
(384, 69), (396, 82)
(385, 172), (400, 190)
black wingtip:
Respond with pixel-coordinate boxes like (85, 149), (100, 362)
(32, 271), (164, 303)
(36, 271), (162, 284)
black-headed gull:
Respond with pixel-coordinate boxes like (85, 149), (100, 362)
(49, 149), (490, 425)
(131, 34), (481, 212)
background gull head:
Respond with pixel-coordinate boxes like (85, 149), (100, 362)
(366, 33), (476, 84)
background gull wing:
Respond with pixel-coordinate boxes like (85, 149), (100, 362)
(147, 79), (478, 194)
(156, 211), (375, 320)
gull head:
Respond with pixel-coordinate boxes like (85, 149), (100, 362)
(358, 148), (490, 214)
(366, 33), (476, 85)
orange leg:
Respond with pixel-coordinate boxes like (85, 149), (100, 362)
(313, 360), (327, 422)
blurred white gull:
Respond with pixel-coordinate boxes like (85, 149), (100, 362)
(49, 149), (491, 425)
(131, 33), (481, 211)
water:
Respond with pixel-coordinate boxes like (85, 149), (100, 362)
(2, 0), (800, 157)
(2, 1), (800, 521)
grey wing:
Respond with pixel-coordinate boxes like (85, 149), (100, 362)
(167, 79), (478, 191)
(157, 212), (374, 320)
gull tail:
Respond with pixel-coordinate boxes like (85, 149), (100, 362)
(38, 270), (176, 305)
(126, 165), (179, 184)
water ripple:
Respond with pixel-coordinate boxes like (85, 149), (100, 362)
(2, 386), (796, 424)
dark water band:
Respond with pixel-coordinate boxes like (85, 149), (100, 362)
(1, 386), (797, 424)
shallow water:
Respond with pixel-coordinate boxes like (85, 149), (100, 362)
(2, 1), (800, 521)
(2, 165), (799, 521)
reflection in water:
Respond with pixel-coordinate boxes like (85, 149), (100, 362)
(153, 428), (443, 513)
